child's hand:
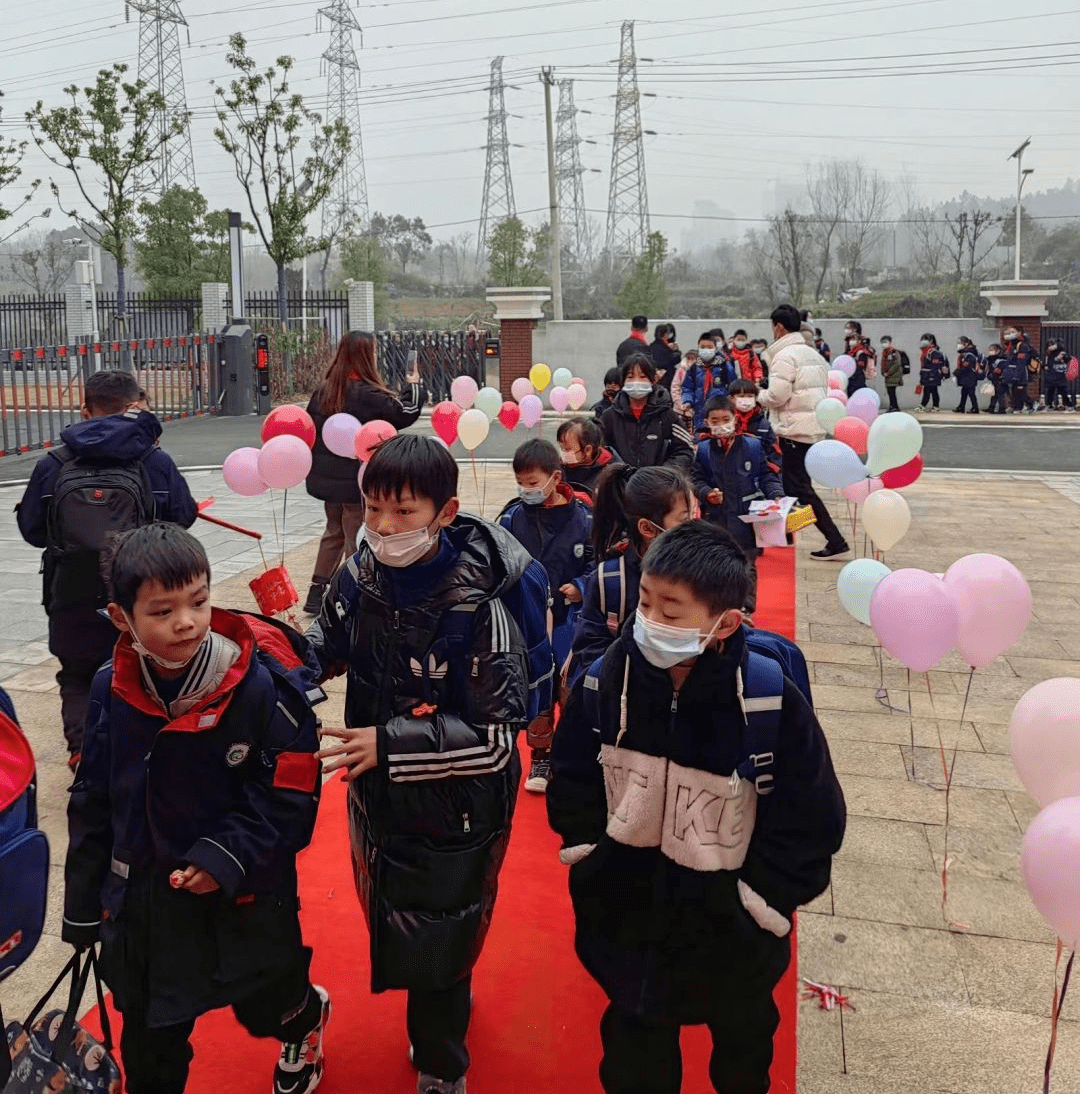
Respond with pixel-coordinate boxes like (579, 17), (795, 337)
(318, 727), (379, 780)
(170, 866), (220, 895)
(559, 582), (583, 604)
(707, 489), (723, 505)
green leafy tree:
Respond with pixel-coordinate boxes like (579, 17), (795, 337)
(368, 212), (434, 274)
(213, 33), (350, 326)
(488, 216), (548, 286)
(339, 232), (390, 324)
(616, 231), (670, 318)
(0, 90), (41, 245)
(26, 64), (184, 326)
(135, 186), (244, 296)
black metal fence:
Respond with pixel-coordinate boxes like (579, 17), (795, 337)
(0, 295), (67, 351)
(376, 330), (486, 401)
(0, 336), (219, 456)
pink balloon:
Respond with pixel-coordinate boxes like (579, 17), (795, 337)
(355, 419), (398, 462)
(511, 377), (534, 403)
(1010, 679), (1080, 807)
(869, 568), (959, 673)
(846, 389), (880, 426)
(828, 375), (842, 389)
(833, 354), (857, 377)
(222, 447), (269, 496)
(1021, 795), (1080, 946)
(841, 476), (883, 504)
(831, 389), (848, 405)
(519, 394), (543, 428)
(834, 416), (869, 455)
(943, 553), (1032, 669)
(550, 385), (570, 412)
(357, 462), (367, 491)
(431, 401), (463, 446)
(450, 375), (478, 410)
(322, 412), (361, 459)
(257, 434), (312, 490)
(571, 376), (585, 387)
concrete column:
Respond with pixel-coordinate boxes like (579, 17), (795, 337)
(346, 280), (375, 331)
(486, 287), (552, 398)
(201, 282), (229, 334)
(979, 279), (1060, 347)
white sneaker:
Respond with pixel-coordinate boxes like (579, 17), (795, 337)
(272, 985), (331, 1094)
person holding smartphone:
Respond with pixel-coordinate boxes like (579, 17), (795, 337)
(302, 331), (425, 615)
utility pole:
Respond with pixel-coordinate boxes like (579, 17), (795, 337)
(606, 20), (650, 272)
(541, 69), (563, 320)
(126, 0), (196, 194)
(477, 57), (516, 269)
(1008, 137), (1033, 280)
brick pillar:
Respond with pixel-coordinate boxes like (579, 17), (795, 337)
(486, 286), (551, 399)
(980, 280), (1060, 404)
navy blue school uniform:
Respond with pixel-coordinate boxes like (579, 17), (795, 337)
(737, 407), (783, 474)
(547, 624), (844, 1089)
(63, 609), (325, 1088)
(499, 483), (594, 666)
(986, 353), (1008, 412)
(680, 359), (738, 434)
(690, 434), (784, 554)
(1044, 349), (1075, 408)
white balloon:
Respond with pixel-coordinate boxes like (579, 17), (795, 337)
(837, 559), (892, 626)
(456, 408), (490, 451)
(861, 488), (911, 551)
(866, 413), (923, 476)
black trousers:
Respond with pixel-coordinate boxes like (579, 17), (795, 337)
(598, 983), (782, 1094)
(119, 959), (321, 1094)
(780, 438), (846, 550)
(1011, 384), (1034, 411)
(885, 385), (900, 411)
(1046, 381), (1075, 408)
(920, 385), (939, 408)
(956, 387), (979, 413)
(56, 657), (105, 757)
(407, 975), (472, 1082)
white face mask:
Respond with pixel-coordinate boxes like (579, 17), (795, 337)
(123, 612), (206, 671)
(365, 520), (439, 568)
(919, 340), (931, 348)
(633, 608), (726, 670)
(560, 449), (581, 466)
(734, 341), (747, 350)
(698, 347), (717, 362)
(734, 397), (757, 413)
(623, 381), (652, 399)
(711, 421), (737, 437)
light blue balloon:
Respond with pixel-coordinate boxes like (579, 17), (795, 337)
(837, 558), (892, 626)
(805, 439), (867, 489)
(552, 367), (574, 389)
(474, 386), (503, 421)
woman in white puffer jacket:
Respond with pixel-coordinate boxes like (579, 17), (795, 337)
(757, 305), (850, 558)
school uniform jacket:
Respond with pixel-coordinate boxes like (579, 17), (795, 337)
(691, 435), (784, 553)
(63, 610), (325, 1026)
(548, 626), (845, 1021)
(600, 390), (694, 471)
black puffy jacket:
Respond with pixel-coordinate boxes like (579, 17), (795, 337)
(305, 380), (424, 504)
(599, 390), (693, 471)
(305, 516), (540, 992)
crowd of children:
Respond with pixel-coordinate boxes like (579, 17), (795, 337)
(13, 334), (848, 1094)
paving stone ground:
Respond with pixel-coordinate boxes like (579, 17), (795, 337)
(2, 462), (1078, 1093)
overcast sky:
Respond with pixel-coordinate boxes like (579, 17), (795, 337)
(2, 0), (1079, 246)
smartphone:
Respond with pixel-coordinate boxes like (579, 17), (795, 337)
(407, 349), (418, 368)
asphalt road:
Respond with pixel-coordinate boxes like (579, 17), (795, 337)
(0, 412), (1077, 486)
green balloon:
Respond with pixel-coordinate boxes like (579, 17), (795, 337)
(475, 386), (503, 421)
(815, 397), (848, 435)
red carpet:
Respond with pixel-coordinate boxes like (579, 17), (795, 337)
(89, 547), (799, 1092)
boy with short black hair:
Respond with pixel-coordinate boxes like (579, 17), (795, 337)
(728, 379), (782, 474)
(592, 367), (623, 421)
(306, 434), (553, 1094)
(549, 520), (845, 1094)
(502, 438), (593, 792)
(64, 523), (329, 1094)
(17, 371), (197, 771)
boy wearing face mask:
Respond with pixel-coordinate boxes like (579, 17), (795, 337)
(681, 333), (737, 435)
(917, 333), (949, 411)
(728, 329), (756, 382)
(985, 343), (1007, 414)
(592, 367), (624, 423)
(548, 521), (845, 1094)
(306, 434), (554, 1094)
(691, 396), (784, 557)
(500, 439), (594, 791)
(728, 379), (782, 474)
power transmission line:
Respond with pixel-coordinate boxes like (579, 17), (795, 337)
(477, 56), (516, 268)
(318, 0), (369, 237)
(126, 0), (196, 194)
(605, 20), (649, 271)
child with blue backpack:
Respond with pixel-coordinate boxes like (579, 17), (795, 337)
(547, 521), (845, 1094)
(306, 434), (553, 1094)
(681, 331), (737, 436)
(500, 438), (594, 792)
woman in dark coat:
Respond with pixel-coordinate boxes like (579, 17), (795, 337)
(303, 331), (424, 612)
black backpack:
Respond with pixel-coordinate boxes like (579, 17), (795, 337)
(899, 349), (911, 375)
(43, 447), (156, 612)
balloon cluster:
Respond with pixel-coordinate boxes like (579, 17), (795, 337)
(430, 363), (589, 451)
(836, 553), (1032, 674)
(222, 405), (317, 495)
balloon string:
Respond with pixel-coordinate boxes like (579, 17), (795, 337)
(907, 668), (915, 778)
(1044, 942), (1074, 1094)
(269, 489), (281, 573)
(281, 488), (288, 569)
(471, 452), (481, 514)
(936, 666), (976, 927)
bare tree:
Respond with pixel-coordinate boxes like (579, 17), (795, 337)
(745, 228), (780, 302)
(836, 162), (890, 287)
(768, 208), (814, 305)
(806, 161), (851, 300)
(8, 230), (76, 293)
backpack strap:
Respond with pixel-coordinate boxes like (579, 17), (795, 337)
(599, 556), (626, 635)
(736, 650), (784, 795)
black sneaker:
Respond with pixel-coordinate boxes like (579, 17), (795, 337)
(273, 985), (330, 1094)
(418, 1077), (466, 1094)
(302, 582), (328, 615)
(525, 749), (551, 794)
(810, 543), (851, 560)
